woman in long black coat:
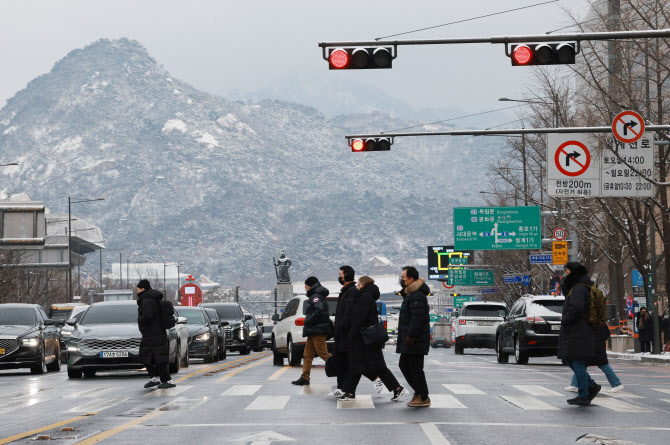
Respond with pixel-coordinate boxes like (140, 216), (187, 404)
(137, 280), (172, 387)
(638, 307), (652, 353)
(340, 276), (406, 402)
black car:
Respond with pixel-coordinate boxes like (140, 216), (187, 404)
(0, 303), (61, 374)
(200, 303), (250, 355)
(261, 325), (274, 349)
(203, 307), (227, 360)
(495, 295), (565, 365)
(67, 301), (184, 378)
(244, 312), (263, 352)
(175, 306), (221, 363)
(431, 337), (449, 348)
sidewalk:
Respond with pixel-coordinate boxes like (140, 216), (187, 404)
(607, 351), (670, 366)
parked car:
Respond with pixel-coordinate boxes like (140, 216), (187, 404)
(244, 312), (264, 352)
(271, 295), (337, 366)
(66, 301), (185, 378)
(200, 303), (250, 355)
(60, 305), (90, 360)
(174, 306), (221, 363)
(453, 301), (507, 355)
(495, 295), (565, 364)
(431, 337), (449, 348)
(261, 325), (274, 349)
(0, 303), (61, 374)
(203, 307), (227, 360)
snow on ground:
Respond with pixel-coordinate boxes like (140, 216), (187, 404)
(54, 136), (82, 153)
(196, 132), (219, 147)
(3, 126), (17, 135)
(162, 119), (186, 133)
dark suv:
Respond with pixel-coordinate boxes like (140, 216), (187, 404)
(200, 303), (250, 355)
(495, 295), (565, 364)
(244, 312), (263, 352)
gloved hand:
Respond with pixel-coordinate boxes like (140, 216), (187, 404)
(404, 336), (416, 347)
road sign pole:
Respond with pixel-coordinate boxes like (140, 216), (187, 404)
(648, 197), (661, 354)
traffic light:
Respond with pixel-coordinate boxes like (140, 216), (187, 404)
(329, 47), (393, 70)
(350, 138), (392, 152)
(509, 42), (576, 66)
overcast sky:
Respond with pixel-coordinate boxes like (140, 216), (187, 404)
(0, 0), (589, 113)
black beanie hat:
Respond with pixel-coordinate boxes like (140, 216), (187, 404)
(304, 276), (319, 287)
(137, 279), (151, 290)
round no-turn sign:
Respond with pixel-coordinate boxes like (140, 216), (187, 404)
(554, 140), (591, 177)
(612, 110), (645, 144)
(553, 227), (567, 241)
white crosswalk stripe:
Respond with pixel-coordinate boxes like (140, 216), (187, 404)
(499, 395), (560, 410)
(246, 395), (290, 410)
(145, 385), (193, 397)
(299, 384), (332, 395)
(222, 385), (262, 396)
(652, 388), (670, 396)
(65, 387), (120, 398)
(0, 397), (47, 414)
(443, 384), (485, 395)
(337, 395), (374, 409)
(513, 385), (563, 397)
(66, 397), (128, 413)
(591, 397), (652, 413)
(159, 397), (208, 412)
(429, 394), (466, 409)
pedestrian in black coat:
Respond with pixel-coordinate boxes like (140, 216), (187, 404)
(331, 265), (361, 394)
(339, 277), (405, 402)
(557, 262), (599, 405)
(638, 307), (652, 353)
(396, 266), (431, 407)
(137, 279), (174, 389)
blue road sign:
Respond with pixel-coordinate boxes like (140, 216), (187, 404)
(504, 275), (523, 284)
(522, 275), (531, 286)
(632, 270), (644, 287)
(480, 288), (498, 294)
(530, 254), (553, 264)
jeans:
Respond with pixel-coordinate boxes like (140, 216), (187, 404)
(301, 335), (332, 381)
(565, 359), (595, 398)
(571, 363), (621, 388)
(399, 354), (429, 399)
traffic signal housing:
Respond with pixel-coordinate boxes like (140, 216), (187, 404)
(509, 42), (576, 66)
(329, 47), (393, 70)
(350, 137), (392, 152)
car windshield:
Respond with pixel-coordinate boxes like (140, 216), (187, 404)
(462, 305), (506, 317)
(50, 309), (72, 322)
(70, 307), (88, 321)
(204, 310), (219, 321)
(302, 300), (338, 316)
(434, 337), (446, 341)
(207, 305), (241, 320)
(531, 300), (564, 315)
(81, 305), (137, 324)
(263, 326), (274, 333)
(176, 309), (206, 324)
(0, 307), (37, 325)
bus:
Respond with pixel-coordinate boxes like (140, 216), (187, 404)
(49, 303), (87, 325)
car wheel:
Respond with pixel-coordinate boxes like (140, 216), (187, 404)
(67, 368), (82, 379)
(218, 341), (225, 360)
(454, 340), (464, 355)
(46, 345), (62, 372)
(272, 338), (283, 366)
(183, 347), (190, 367)
(30, 346), (46, 374)
(287, 338), (301, 367)
(514, 336), (529, 365)
(169, 346), (181, 374)
(496, 336), (509, 364)
(83, 369), (97, 378)
(212, 341), (220, 363)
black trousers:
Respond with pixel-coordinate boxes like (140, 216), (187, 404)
(343, 364), (400, 395)
(147, 356), (171, 383)
(335, 351), (349, 389)
(399, 353), (428, 398)
(640, 340), (652, 353)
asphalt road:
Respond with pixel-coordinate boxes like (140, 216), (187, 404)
(1, 347), (669, 445)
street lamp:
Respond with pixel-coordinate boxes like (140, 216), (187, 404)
(0, 163), (18, 167)
(68, 197), (104, 301)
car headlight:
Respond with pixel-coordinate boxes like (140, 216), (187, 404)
(61, 331), (72, 337)
(237, 329), (245, 340)
(249, 331), (258, 336)
(195, 333), (210, 341)
(67, 345), (79, 352)
(21, 338), (40, 347)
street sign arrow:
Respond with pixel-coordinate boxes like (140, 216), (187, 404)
(233, 431), (296, 445)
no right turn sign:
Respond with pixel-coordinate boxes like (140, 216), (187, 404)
(547, 134), (600, 197)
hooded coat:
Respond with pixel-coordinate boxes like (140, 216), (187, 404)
(396, 278), (431, 355)
(334, 282), (357, 352)
(557, 271), (604, 365)
(137, 288), (169, 366)
(346, 283), (386, 373)
(303, 283), (332, 337)
(637, 312), (653, 343)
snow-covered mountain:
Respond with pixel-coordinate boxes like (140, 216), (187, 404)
(0, 38), (499, 288)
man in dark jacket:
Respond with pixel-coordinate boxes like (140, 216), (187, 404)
(292, 277), (333, 386)
(137, 279), (175, 389)
(557, 262), (599, 405)
(331, 266), (358, 395)
(397, 266), (431, 407)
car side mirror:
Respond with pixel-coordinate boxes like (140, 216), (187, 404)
(244, 314), (253, 321)
(210, 320), (220, 326)
(176, 317), (187, 325)
(66, 319), (77, 327)
(271, 314), (279, 322)
(220, 321), (229, 326)
(44, 319), (56, 326)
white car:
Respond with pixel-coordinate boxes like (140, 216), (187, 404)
(453, 301), (507, 355)
(271, 295), (337, 366)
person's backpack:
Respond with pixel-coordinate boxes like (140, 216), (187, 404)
(574, 283), (607, 327)
(159, 300), (176, 330)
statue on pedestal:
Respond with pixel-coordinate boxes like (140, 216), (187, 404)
(273, 251), (292, 283)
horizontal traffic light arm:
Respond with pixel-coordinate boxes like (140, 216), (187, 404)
(319, 28), (670, 51)
(346, 125), (670, 141)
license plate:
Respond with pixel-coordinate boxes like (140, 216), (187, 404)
(551, 325), (561, 331)
(0, 348), (5, 355)
(477, 321), (494, 326)
(100, 351), (128, 358)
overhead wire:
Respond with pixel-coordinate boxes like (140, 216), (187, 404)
(381, 105), (520, 134)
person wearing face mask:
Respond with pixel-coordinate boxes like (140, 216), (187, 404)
(330, 266), (358, 396)
(396, 266), (431, 407)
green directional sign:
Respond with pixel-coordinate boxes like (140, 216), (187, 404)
(454, 296), (478, 308)
(448, 269), (495, 286)
(448, 256), (469, 265)
(454, 206), (541, 250)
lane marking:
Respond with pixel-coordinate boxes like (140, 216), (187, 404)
(0, 388), (52, 399)
(145, 385), (192, 397)
(499, 395), (560, 410)
(0, 396), (48, 414)
(245, 395), (290, 410)
(65, 387), (120, 399)
(591, 397), (652, 413)
(513, 385), (562, 397)
(222, 385), (263, 396)
(653, 388), (670, 395)
(175, 352), (271, 383)
(420, 423), (451, 445)
(217, 357), (272, 382)
(267, 365), (291, 381)
(299, 384), (332, 395)
(429, 394), (466, 409)
(74, 410), (163, 445)
(0, 413), (96, 445)
(443, 384), (485, 395)
(158, 397), (208, 412)
(337, 394), (374, 409)
(66, 398), (128, 413)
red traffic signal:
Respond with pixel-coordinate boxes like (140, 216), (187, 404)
(350, 138), (392, 152)
(329, 47), (393, 70)
(509, 42), (576, 66)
